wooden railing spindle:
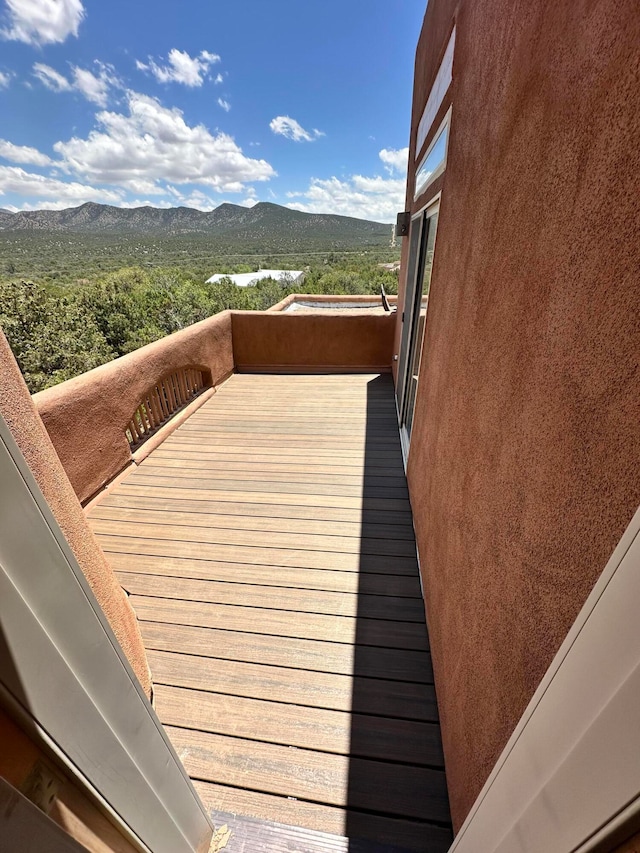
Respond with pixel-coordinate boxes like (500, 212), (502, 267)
(126, 367), (210, 448)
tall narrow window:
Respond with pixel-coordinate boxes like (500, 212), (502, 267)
(397, 201), (440, 454)
(414, 110), (450, 200)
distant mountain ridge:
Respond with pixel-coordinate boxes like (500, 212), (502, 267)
(0, 201), (389, 240)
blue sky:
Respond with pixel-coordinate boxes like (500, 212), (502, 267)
(0, 0), (424, 221)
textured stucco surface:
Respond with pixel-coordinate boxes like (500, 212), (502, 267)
(0, 332), (152, 696)
(399, 0), (640, 830)
(34, 310), (234, 504)
(231, 311), (395, 371)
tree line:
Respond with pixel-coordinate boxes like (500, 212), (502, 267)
(0, 261), (398, 393)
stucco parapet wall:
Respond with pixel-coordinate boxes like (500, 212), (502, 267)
(230, 310), (395, 372)
(0, 331), (152, 697)
(34, 310), (234, 505)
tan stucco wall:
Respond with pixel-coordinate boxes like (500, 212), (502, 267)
(231, 310), (395, 372)
(34, 310), (234, 504)
(399, 0), (640, 830)
(0, 331), (152, 697)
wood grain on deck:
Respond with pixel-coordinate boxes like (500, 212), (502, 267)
(88, 373), (452, 852)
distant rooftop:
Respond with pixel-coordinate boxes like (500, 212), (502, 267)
(206, 269), (305, 287)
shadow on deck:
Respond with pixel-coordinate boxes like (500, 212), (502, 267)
(87, 372), (452, 852)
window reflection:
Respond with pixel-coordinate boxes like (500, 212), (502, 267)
(414, 121), (449, 199)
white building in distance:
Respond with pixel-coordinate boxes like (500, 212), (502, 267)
(206, 269), (305, 288)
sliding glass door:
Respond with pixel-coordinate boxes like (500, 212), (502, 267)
(397, 201), (439, 455)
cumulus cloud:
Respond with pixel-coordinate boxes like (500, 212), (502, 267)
(285, 148), (407, 222)
(1, 0), (85, 45)
(136, 48), (220, 87)
(287, 175), (404, 222)
(33, 60), (118, 105)
(0, 70), (12, 88)
(53, 91), (275, 193)
(0, 139), (52, 167)
(379, 146), (408, 174)
(71, 62), (118, 106)
(0, 165), (122, 204)
(165, 188), (218, 210)
(217, 97), (230, 112)
(269, 115), (323, 143)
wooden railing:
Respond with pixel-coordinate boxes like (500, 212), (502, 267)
(126, 367), (210, 447)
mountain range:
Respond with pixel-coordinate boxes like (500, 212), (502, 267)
(0, 202), (390, 241)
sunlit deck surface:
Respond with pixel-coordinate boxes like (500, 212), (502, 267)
(88, 373), (452, 852)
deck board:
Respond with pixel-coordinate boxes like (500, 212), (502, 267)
(145, 650), (438, 720)
(87, 373), (451, 851)
(116, 572), (426, 620)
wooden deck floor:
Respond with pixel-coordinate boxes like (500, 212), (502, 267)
(87, 373), (452, 852)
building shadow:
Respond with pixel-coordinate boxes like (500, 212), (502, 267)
(345, 374), (453, 852)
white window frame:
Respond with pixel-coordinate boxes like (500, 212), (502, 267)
(414, 107), (452, 201)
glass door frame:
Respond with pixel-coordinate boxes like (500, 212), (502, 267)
(396, 195), (440, 463)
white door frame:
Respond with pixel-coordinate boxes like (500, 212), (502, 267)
(0, 414), (212, 853)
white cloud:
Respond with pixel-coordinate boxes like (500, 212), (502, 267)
(1, 0), (84, 45)
(379, 146), (408, 174)
(0, 70), (12, 88)
(33, 62), (71, 92)
(286, 175), (403, 222)
(217, 97), (230, 112)
(33, 61), (118, 105)
(71, 62), (118, 107)
(165, 186), (219, 210)
(214, 73), (223, 85)
(0, 165), (122, 204)
(120, 178), (166, 196)
(0, 139), (52, 166)
(136, 48), (220, 87)
(239, 197), (259, 208)
(351, 174), (405, 194)
(175, 191), (217, 210)
(269, 115), (324, 143)
(53, 91), (275, 193)
(285, 147), (407, 222)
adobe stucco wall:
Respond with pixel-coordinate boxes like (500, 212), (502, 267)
(401, 0), (640, 830)
(0, 332), (151, 697)
(34, 310), (234, 504)
(232, 311), (395, 372)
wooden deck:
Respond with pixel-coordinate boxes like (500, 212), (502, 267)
(87, 373), (452, 852)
